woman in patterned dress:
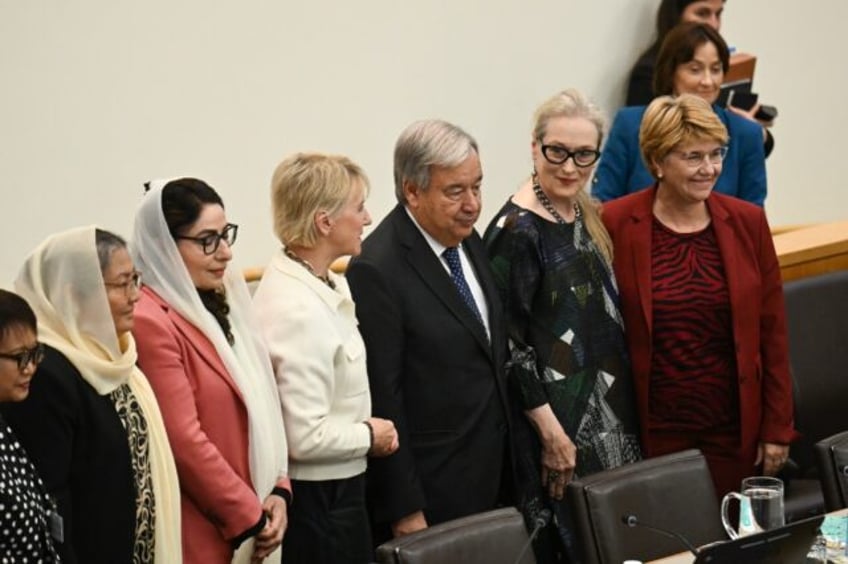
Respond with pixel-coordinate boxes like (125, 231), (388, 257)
(2, 227), (182, 563)
(0, 289), (60, 562)
(483, 89), (642, 562)
(601, 94), (796, 498)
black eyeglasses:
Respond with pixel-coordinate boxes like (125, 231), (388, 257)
(540, 144), (601, 167)
(104, 271), (143, 297)
(0, 342), (45, 372)
(176, 223), (239, 255)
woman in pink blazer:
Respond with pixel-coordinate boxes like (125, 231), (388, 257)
(132, 178), (291, 563)
(601, 95), (797, 497)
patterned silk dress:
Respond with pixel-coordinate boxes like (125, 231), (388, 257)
(484, 200), (641, 561)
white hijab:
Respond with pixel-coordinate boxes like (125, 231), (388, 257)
(15, 225), (182, 563)
(132, 182), (288, 564)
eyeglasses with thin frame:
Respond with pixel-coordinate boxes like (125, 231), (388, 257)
(540, 144), (601, 168)
(176, 223), (239, 255)
(670, 146), (728, 169)
(0, 342), (46, 372)
(104, 271), (143, 297)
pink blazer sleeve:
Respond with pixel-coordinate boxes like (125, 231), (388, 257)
(133, 296), (263, 540)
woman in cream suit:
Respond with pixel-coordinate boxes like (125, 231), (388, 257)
(253, 153), (398, 564)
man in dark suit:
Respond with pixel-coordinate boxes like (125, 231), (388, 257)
(347, 119), (512, 541)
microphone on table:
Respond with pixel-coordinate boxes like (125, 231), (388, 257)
(513, 509), (552, 564)
(621, 514), (699, 557)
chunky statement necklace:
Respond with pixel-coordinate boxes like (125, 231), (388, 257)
(532, 182), (581, 225)
(284, 247), (336, 290)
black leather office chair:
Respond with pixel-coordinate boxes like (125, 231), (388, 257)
(374, 507), (535, 564)
(814, 430), (848, 512)
(567, 449), (725, 564)
(781, 269), (848, 520)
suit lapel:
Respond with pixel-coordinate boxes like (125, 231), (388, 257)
(392, 208), (493, 356)
(629, 190), (655, 335)
(708, 197), (745, 348)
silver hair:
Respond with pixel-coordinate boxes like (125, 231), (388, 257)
(393, 119), (479, 204)
(95, 229), (127, 272)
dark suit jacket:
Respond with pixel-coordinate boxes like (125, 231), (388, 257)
(601, 188), (798, 455)
(0, 345), (136, 564)
(347, 204), (512, 528)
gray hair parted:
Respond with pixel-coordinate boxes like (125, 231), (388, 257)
(393, 119), (479, 204)
(94, 229), (128, 273)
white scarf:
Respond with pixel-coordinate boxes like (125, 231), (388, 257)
(15, 225), (182, 563)
(132, 182), (288, 564)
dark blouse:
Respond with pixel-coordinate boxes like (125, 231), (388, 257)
(649, 219), (739, 432)
(0, 346), (139, 564)
(0, 413), (60, 562)
(485, 200), (642, 473)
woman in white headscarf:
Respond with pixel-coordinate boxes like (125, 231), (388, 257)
(132, 178), (290, 564)
(3, 226), (182, 564)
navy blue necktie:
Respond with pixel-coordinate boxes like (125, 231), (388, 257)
(443, 247), (484, 326)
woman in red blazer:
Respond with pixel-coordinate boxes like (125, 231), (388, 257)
(132, 178), (291, 563)
(601, 94), (797, 497)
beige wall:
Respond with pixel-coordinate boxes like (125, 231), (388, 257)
(0, 1), (842, 283)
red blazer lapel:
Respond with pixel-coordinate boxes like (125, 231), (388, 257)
(629, 189), (656, 336)
(707, 196), (746, 351)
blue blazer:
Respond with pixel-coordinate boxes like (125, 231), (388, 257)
(592, 104), (767, 206)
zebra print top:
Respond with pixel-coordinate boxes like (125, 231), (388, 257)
(648, 217), (739, 433)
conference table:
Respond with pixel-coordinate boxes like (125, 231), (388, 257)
(648, 508), (848, 563)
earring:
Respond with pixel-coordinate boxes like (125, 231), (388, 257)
(531, 168), (539, 186)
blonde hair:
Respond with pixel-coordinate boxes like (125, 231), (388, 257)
(639, 94), (729, 177)
(532, 88), (613, 264)
(271, 152), (370, 248)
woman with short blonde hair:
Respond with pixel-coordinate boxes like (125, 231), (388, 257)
(603, 94), (796, 499)
(271, 153), (370, 248)
(255, 152), (398, 564)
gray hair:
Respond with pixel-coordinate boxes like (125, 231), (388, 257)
(532, 88), (606, 147)
(95, 229), (128, 272)
(393, 119), (479, 204)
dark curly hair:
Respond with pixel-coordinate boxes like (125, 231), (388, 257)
(161, 178), (235, 346)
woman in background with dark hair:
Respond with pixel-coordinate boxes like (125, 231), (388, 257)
(625, 0), (774, 156)
(0, 289), (60, 562)
(132, 178), (291, 564)
(627, 0), (726, 105)
(594, 22), (766, 205)
(4, 227), (181, 563)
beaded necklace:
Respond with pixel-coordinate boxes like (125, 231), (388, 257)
(532, 182), (581, 224)
(284, 247), (336, 290)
